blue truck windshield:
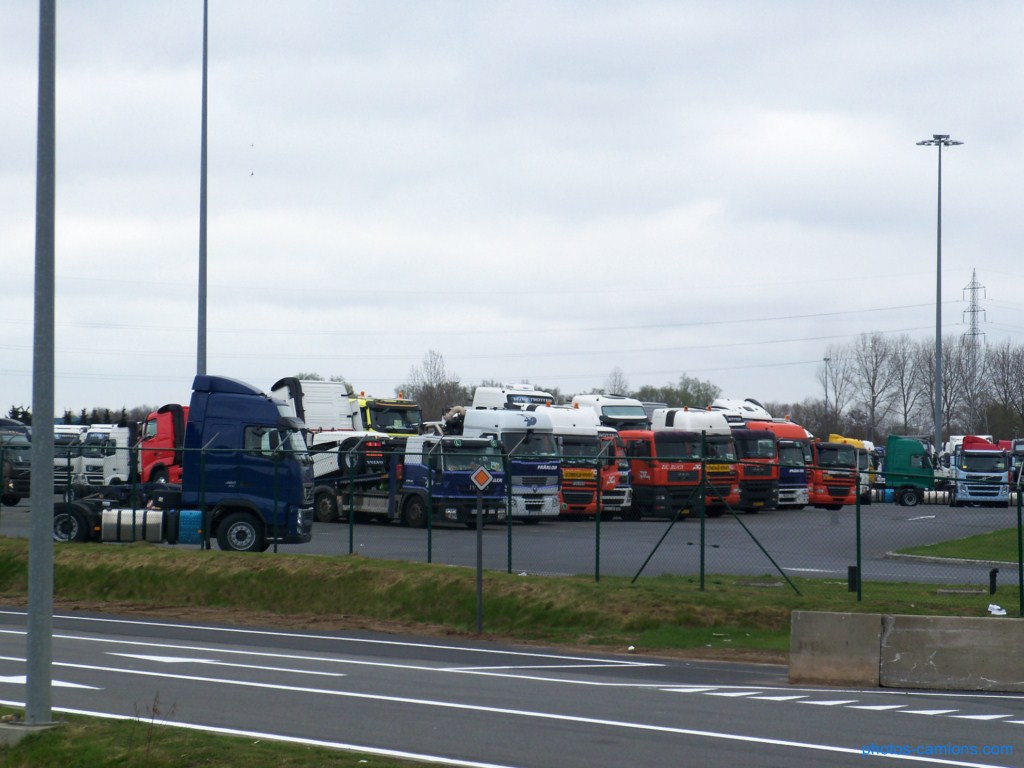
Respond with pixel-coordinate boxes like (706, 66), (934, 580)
(444, 444), (503, 472)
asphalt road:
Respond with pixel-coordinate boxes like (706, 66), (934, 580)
(1, 610), (1023, 767)
(2, 497), (1018, 588)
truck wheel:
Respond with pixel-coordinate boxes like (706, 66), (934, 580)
(53, 503), (89, 542)
(315, 492), (339, 523)
(150, 468), (169, 484)
(1, 495), (20, 507)
(898, 488), (920, 507)
(216, 512), (265, 552)
(401, 497), (428, 529)
(950, 491), (960, 508)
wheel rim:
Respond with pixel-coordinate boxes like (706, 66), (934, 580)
(53, 513), (78, 542)
(229, 522), (256, 550)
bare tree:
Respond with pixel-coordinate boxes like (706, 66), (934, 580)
(849, 332), (896, 443)
(985, 340), (1024, 438)
(957, 335), (990, 434)
(887, 334), (925, 434)
(819, 345), (853, 435)
(401, 350), (469, 421)
(604, 366), (629, 395)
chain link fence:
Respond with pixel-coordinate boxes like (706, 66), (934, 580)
(2, 438), (1022, 615)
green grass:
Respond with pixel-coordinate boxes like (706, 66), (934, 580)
(897, 527), (1024, 563)
(0, 706), (426, 767)
(0, 536), (1016, 658)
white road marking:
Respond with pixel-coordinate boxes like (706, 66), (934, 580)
(901, 709), (959, 716)
(110, 653), (346, 677)
(750, 695), (809, 701)
(908, 515), (936, 521)
(950, 714), (1011, 721)
(0, 689), (1008, 768)
(848, 704), (907, 711)
(0, 698), (517, 768)
(0, 675), (99, 689)
(0, 610), (657, 666)
(798, 699), (858, 706)
(705, 690), (762, 697)
(661, 687), (720, 694)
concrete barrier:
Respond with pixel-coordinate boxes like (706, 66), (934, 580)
(789, 611), (882, 686)
(880, 614), (1024, 691)
(790, 611), (1024, 691)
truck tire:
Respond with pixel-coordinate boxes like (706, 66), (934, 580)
(150, 468), (169, 484)
(216, 512), (265, 552)
(1, 495), (20, 507)
(315, 492), (339, 523)
(342, 441), (366, 475)
(898, 488), (920, 507)
(53, 502), (89, 542)
(401, 497), (428, 529)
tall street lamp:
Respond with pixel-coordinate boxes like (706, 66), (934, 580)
(917, 134), (962, 453)
(823, 356), (831, 429)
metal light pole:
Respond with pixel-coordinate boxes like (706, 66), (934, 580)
(822, 356), (831, 431)
(917, 134), (962, 452)
(197, 0), (208, 375)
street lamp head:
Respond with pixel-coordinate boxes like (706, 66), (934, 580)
(917, 135), (964, 147)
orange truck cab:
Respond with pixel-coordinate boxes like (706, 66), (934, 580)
(745, 419), (811, 508)
(729, 428), (780, 512)
(809, 441), (858, 510)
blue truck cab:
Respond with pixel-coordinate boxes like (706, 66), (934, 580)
(399, 435), (507, 527)
(182, 375), (314, 550)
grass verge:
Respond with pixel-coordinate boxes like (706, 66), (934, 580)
(0, 536), (1017, 659)
(897, 527), (1024, 563)
(0, 705), (425, 767)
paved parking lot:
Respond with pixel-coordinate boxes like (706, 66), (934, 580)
(2, 496), (1016, 587)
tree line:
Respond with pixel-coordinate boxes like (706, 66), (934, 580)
(10, 333), (1018, 446)
(766, 333), (1024, 445)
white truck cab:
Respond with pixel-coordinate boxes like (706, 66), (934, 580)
(472, 384), (554, 411)
(571, 394), (649, 430)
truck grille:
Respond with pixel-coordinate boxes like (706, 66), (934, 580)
(562, 490), (593, 505)
(667, 470), (698, 483)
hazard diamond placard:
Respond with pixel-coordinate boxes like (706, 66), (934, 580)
(470, 466), (494, 490)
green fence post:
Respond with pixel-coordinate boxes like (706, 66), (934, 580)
(699, 434), (707, 592)
(505, 451), (513, 574)
(594, 451), (602, 584)
(272, 451), (280, 553)
(426, 443), (433, 564)
(1017, 485), (1023, 618)
(855, 473), (863, 602)
(347, 444), (355, 555)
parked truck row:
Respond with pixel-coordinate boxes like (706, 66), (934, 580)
(13, 380), (997, 548)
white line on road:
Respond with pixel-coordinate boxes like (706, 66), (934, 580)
(109, 653), (347, 677)
(0, 611), (656, 667)
(0, 698), (519, 768)
(798, 699), (859, 706)
(0, 675), (99, 690)
(2, 663), (1009, 768)
(901, 710), (959, 716)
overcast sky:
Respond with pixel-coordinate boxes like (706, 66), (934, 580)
(3, 1), (1023, 419)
